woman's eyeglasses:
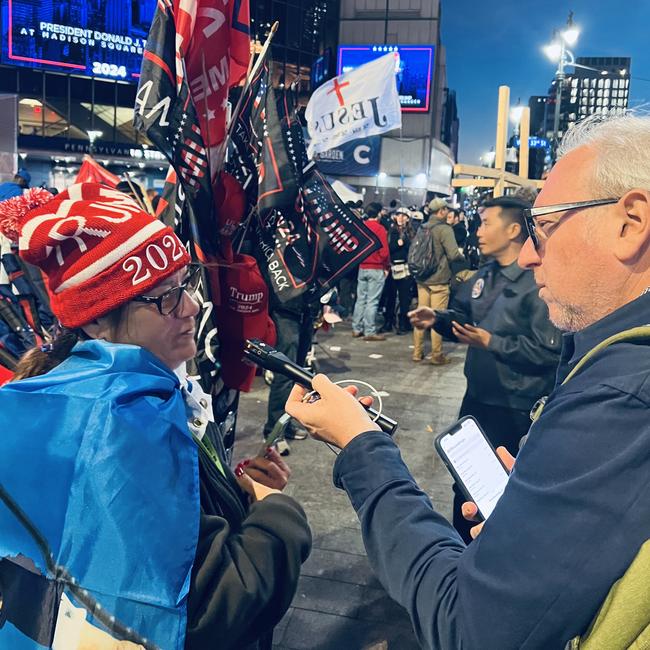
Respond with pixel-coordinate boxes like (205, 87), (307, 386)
(132, 265), (202, 315)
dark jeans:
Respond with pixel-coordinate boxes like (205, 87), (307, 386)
(452, 394), (532, 543)
(338, 270), (357, 318)
(264, 309), (313, 435)
(384, 275), (415, 329)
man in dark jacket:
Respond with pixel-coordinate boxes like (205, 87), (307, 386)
(412, 198), (464, 364)
(285, 113), (650, 649)
(411, 196), (561, 541)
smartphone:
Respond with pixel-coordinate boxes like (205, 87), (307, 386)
(434, 416), (509, 521)
(434, 309), (472, 329)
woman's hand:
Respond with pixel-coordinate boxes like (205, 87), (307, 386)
(235, 472), (282, 502)
(462, 446), (515, 539)
(236, 447), (291, 491)
(408, 306), (436, 329)
(284, 374), (377, 449)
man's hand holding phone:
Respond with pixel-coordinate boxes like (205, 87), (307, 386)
(452, 322), (492, 349)
(462, 446), (516, 539)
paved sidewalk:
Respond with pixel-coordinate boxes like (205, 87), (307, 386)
(233, 322), (467, 650)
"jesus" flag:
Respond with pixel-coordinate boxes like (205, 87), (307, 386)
(305, 52), (401, 159)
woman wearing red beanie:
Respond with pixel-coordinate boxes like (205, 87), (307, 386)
(0, 184), (311, 650)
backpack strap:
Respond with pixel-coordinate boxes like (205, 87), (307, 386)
(531, 325), (650, 422)
(568, 539), (650, 649)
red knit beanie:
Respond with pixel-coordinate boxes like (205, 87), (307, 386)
(8, 183), (190, 328)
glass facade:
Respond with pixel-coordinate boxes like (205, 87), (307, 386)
(0, 0), (340, 188)
(251, 0), (339, 89)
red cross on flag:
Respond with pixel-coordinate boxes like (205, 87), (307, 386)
(305, 52), (401, 158)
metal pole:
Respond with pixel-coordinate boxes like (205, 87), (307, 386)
(384, 0), (389, 44)
(41, 71), (46, 136)
(552, 40), (566, 158)
(519, 107), (530, 179)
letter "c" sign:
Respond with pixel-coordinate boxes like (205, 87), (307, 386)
(353, 144), (371, 165)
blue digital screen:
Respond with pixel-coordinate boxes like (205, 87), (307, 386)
(337, 45), (434, 113)
(1, 0), (157, 81)
(514, 136), (551, 149)
(311, 49), (331, 90)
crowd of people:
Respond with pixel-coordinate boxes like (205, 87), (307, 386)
(0, 112), (648, 650)
(342, 198), (480, 350)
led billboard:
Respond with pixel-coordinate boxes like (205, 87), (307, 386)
(337, 45), (434, 113)
(1, 0), (156, 80)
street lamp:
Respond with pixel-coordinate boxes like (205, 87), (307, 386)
(87, 130), (103, 155)
(414, 172), (427, 188)
(481, 151), (496, 167)
(375, 171), (387, 195)
(510, 103), (524, 127)
(543, 12), (580, 155)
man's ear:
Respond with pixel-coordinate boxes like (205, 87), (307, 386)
(614, 190), (650, 264)
(508, 221), (523, 243)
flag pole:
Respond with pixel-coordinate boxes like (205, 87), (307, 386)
(399, 124), (405, 205)
(234, 205), (257, 255)
(213, 21), (279, 173)
(122, 172), (152, 214)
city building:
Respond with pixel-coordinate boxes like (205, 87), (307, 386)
(0, 0), (161, 189)
(251, 0), (340, 88)
(0, 0), (338, 190)
(546, 56), (631, 141)
(441, 87), (459, 161)
(332, 0), (456, 203)
(525, 57), (631, 178)
(528, 95), (549, 138)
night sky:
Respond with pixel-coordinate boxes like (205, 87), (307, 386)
(442, 0), (650, 164)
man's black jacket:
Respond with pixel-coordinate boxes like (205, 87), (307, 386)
(435, 260), (561, 411)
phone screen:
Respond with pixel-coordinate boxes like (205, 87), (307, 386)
(439, 418), (509, 519)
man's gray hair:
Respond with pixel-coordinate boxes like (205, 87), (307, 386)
(557, 112), (650, 196)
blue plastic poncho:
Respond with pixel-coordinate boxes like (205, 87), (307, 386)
(0, 340), (199, 649)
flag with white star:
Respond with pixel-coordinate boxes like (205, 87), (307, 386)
(134, 0), (237, 421)
(134, 0), (215, 256)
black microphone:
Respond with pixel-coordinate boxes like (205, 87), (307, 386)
(244, 339), (398, 436)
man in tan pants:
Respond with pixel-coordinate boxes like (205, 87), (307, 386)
(412, 198), (464, 364)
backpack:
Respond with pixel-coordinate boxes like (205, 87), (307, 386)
(407, 221), (443, 282)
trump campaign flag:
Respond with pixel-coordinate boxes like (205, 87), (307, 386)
(305, 52), (401, 158)
(75, 156), (120, 187)
(227, 66), (381, 303)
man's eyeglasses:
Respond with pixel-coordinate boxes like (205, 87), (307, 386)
(523, 198), (620, 250)
(132, 264), (202, 315)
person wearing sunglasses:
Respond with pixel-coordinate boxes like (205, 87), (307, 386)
(284, 113), (650, 649)
(0, 184), (311, 650)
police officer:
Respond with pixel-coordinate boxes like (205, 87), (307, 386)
(409, 196), (561, 542)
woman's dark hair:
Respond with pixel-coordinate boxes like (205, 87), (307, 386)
(12, 307), (126, 381)
(12, 329), (84, 381)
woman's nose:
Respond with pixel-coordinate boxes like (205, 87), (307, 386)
(178, 289), (200, 318)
